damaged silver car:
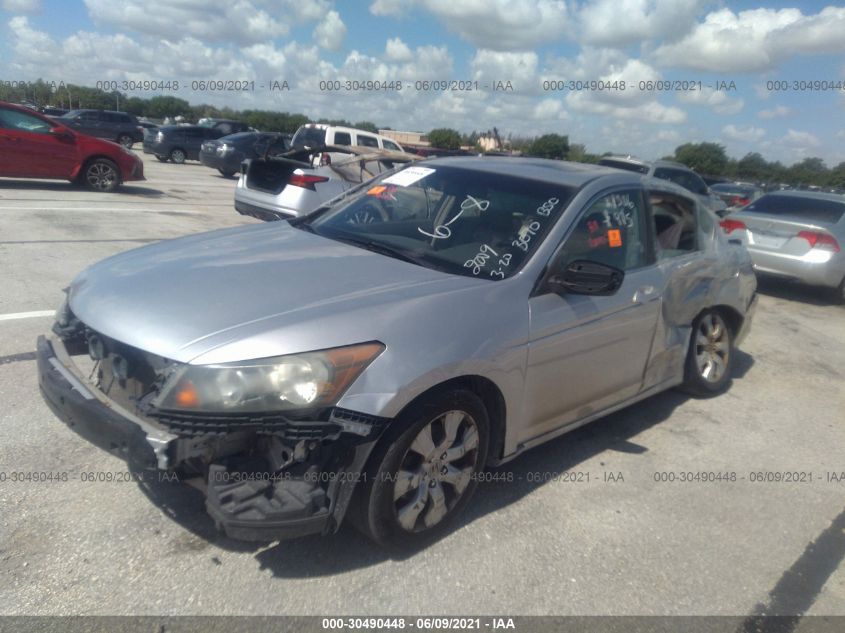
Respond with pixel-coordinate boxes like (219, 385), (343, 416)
(38, 157), (757, 548)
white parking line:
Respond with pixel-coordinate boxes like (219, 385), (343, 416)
(0, 310), (55, 321)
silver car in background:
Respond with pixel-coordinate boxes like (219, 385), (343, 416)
(234, 144), (419, 221)
(38, 158), (756, 548)
(721, 191), (845, 302)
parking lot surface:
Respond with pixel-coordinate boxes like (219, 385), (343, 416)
(1, 154), (844, 616)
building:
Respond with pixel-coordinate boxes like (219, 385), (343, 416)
(378, 129), (429, 146)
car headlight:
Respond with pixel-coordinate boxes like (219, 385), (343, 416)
(217, 144), (232, 155)
(151, 342), (384, 414)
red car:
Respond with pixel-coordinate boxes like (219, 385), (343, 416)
(0, 101), (144, 192)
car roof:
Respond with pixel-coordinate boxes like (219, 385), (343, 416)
(421, 156), (644, 189)
(600, 155), (692, 171)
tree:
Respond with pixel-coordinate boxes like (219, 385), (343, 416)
(568, 143), (600, 164)
(673, 142), (728, 176)
(353, 121), (378, 133)
(427, 128), (462, 150)
(144, 96), (192, 119)
(735, 152), (768, 181)
(527, 133), (569, 160)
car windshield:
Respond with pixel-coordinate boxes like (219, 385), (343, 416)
(60, 110), (83, 118)
(298, 164), (576, 280)
(743, 195), (845, 225)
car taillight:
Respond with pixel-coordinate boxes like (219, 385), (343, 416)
(798, 231), (840, 252)
(730, 196), (750, 207)
(719, 219), (747, 234)
(289, 174), (330, 190)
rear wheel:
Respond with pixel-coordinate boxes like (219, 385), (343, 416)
(354, 389), (489, 548)
(82, 158), (120, 193)
(679, 310), (733, 396)
(117, 134), (133, 148)
(169, 148), (187, 164)
(218, 168), (237, 178)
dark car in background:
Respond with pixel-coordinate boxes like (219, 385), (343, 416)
(199, 132), (291, 177)
(41, 106), (69, 117)
(143, 119), (250, 164)
(0, 101), (144, 192)
(56, 109), (144, 148)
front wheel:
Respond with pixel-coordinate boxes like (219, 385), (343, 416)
(117, 134), (134, 148)
(354, 389), (489, 548)
(169, 148), (187, 164)
(82, 158), (120, 193)
(679, 310), (733, 396)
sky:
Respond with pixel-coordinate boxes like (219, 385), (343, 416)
(1, 0), (844, 166)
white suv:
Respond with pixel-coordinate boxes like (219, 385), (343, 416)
(292, 124), (405, 153)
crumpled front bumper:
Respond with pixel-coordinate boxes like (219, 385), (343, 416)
(36, 334), (385, 541)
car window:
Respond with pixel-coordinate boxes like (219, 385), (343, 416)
(654, 168), (708, 196)
(357, 134), (379, 148)
(742, 195), (845, 225)
(0, 108), (53, 134)
(184, 128), (207, 138)
(383, 140), (401, 151)
(648, 191), (699, 258)
(78, 111), (99, 122)
(334, 131), (352, 146)
(557, 189), (649, 272)
(304, 165), (576, 279)
(292, 126), (327, 148)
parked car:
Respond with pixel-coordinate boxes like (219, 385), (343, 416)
(55, 109), (144, 148)
(720, 191), (845, 302)
(0, 101), (144, 192)
(711, 182), (764, 211)
(200, 132), (291, 178)
(143, 119), (251, 163)
(41, 106), (69, 117)
(235, 144), (419, 221)
(598, 156), (727, 215)
(38, 157), (756, 547)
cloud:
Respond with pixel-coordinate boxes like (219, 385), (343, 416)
(369, 0), (406, 16)
(384, 37), (412, 62)
(652, 6), (845, 72)
(2, 0), (40, 11)
(566, 90), (686, 124)
(722, 124), (765, 143)
(82, 0), (312, 44)
(678, 87), (744, 115)
(419, 0), (570, 50)
(313, 10), (346, 51)
(782, 129), (821, 148)
(471, 50), (538, 92)
(577, 0), (706, 48)
(758, 105), (791, 120)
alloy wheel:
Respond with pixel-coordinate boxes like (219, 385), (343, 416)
(393, 410), (480, 532)
(695, 312), (730, 383)
(86, 162), (118, 192)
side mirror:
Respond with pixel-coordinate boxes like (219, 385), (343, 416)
(548, 260), (625, 296)
(50, 126), (75, 142)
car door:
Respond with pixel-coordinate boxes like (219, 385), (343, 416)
(521, 187), (663, 443)
(0, 106), (79, 178)
(73, 111), (101, 137)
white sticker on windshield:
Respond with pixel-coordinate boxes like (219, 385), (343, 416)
(382, 166), (435, 187)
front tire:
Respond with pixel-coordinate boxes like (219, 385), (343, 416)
(82, 158), (120, 193)
(354, 389), (489, 548)
(117, 134), (134, 148)
(679, 310), (733, 396)
(169, 148), (187, 164)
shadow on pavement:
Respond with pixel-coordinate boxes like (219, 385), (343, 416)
(755, 276), (841, 307)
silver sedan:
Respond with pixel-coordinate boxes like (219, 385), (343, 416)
(38, 157), (757, 548)
(721, 191), (845, 303)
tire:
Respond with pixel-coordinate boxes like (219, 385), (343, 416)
(81, 158), (120, 193)
(117, 134), (134, 148)
(169, 148), (187, 164)
(353, 389), (489, 549)
(218, 168), (237, 178)
(679, 310), (733, 396)
(830, 277), (845, 305)
(155, 155), (169, 163)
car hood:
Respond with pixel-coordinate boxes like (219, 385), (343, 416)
(68, 222), (483, 363)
